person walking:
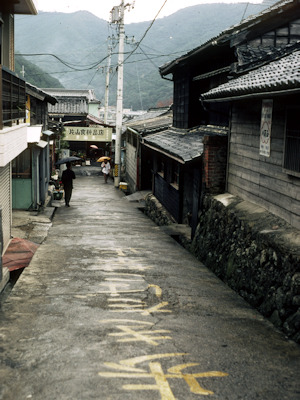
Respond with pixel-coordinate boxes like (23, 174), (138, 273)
(61, 161), (76, 207)
(101, 159), (111, 183)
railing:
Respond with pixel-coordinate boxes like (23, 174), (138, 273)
(0, 65), (26, 130)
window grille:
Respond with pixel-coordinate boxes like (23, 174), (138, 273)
(283, 108), (300, 174)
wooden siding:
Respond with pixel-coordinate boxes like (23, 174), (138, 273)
(125, 142), (137, 192)
(228, 98), (300, 229)
(154, 173), (181, 222)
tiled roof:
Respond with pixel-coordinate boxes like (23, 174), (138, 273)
(48, 97), (89, 115)
(202, 48), (300, 101)
(125, 108), (172, 134)
(42, 88), (99, 102)
(160, 0), (296, 75)
(143, 126), (227, 163)
(26, 82), (57, 105)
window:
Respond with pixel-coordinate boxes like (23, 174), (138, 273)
(12, 148), (32, 179)
(283, 108), (300, 176)
(172, 162), (179, 188)
(173, 76), (189, 129)
(158, 158), (165, 178)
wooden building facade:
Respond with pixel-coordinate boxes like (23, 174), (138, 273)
(202, 48), (300, 229)
(160, 0), (300, 231)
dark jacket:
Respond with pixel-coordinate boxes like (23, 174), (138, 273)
(62, 168), (75, 188)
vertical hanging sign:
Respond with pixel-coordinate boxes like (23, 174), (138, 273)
(259, 99), (273, 157)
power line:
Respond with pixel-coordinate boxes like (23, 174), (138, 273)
(16, 53), (110, 71)
(122, 0), (168, 65)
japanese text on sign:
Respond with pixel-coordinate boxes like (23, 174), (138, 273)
(64, 126), (113, 142)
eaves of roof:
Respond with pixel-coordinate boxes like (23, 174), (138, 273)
(48, 98), (89, 115)
(126, 116), (173, 135)
(125, 110), (173, 134)
(42, 88), (99, 102)
(143, 126), (228, 163)
(26, 82), (57, 105)
(1, 0), (37, 14)
(201, 47), (300, 102)
(159, 0), (297, 77)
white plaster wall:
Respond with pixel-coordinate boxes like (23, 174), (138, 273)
(0, 124), (28, 166)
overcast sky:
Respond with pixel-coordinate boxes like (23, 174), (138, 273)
(37, 0), (264, 24)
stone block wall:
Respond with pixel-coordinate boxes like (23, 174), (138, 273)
(144, 193), (176, 226)
(191, 193), (300, 343)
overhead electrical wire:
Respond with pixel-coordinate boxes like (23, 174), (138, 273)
(17, 0), (276, 90)
(122, 0), (168, 65)
(16, 52), (110, 71)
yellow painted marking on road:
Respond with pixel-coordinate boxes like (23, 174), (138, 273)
(108, 325), (172, 346)
(99, 354), (228, 398)
(109, 304), (145, 309)
(98, 280), (146, 296)
(124, 362), (176, 399)
(108, 298), (144, 303)
(149, 284), (163, 298)
(129, 248), (139, 254)
(92, 264), (152, 271)
(104, 272), (145, 278)
(103, 353), (187, 370)
(74, 294), (97, 299)
(142, 302), (172, 315)
(105, 278), (144, 283)
(108, 301), (172, 315)
(100, 319), (153, 325)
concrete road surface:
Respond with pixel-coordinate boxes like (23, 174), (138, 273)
(0, 175), (299, 400)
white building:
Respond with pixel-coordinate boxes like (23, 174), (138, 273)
(0, 0), (38, 291)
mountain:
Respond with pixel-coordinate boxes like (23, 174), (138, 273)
(15, 3), (267, 110)
(15, 54), (64, 88)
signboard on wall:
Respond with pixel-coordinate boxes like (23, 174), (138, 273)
(259, 99), (273, 157)
(64, 126), (113, 142)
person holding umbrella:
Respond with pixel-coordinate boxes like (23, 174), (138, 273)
(101, 158), (111, 184)
(61, 162), (76, 206)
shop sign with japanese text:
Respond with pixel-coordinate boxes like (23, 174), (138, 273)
(64, 126), (113, 142)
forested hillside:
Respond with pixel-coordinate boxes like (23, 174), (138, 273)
(15, 54), (64, 89)
(15, 2), (266, 110)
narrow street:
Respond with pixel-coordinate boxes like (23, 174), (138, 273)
(0, 174), (299, 400)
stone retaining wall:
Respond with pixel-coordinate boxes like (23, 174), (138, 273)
(191, 193), (300, 343)
(144, 193), (176, 226)
(144, 191), (300, 343)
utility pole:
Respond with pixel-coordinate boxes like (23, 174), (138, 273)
(110, 1), (134, 187)
(111, 1), (125, 188)
(20, 65), (25, 78)
(104, 37), (113, 125)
